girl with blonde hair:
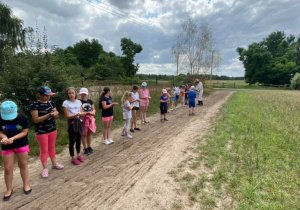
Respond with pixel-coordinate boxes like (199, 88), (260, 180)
(121, 91), (135, 139)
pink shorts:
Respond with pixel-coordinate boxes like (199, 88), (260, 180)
(102, 116), (114, 122)
(140, 99), (149, 107)
(2, 145), (30, 156)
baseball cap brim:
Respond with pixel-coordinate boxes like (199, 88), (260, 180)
(44, 92), (56, 96)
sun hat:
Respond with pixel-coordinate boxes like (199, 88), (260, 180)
(191, 86), (195, 90)
(1, 101), (18, 120)
(195, 79), (200, 83)
(38, 86), (56, 96)
(162, 89), (167, 93)
(141, 82), (147, 87)
(79, 88), (89, 95)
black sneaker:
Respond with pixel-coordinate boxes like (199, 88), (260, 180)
(88, 147), (94, 154)
(134, 127), (141, 131)
(130, 129), (135, 133)
(84, 149), (90, 155)
(164, 118), (168, 121)
(192, 113), (195, 116)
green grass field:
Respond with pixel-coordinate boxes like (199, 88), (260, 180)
(207, 80), (291, 90)
(171, 90), (300, 209)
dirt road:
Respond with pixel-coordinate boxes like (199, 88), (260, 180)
(0, 91), (233, 210)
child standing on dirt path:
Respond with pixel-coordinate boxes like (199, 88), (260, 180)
(180, 85), (186, 107)
(187, 86), (197, 116)
(79, 88), (96, 155)
(130, 85), (140, 133)
(171, 87), (176, 110)
(99, 87), (118, 145)
(0, 101), (32, 201)
(166, 88), (171, 112)
(121, 91), (135, 139)
(160, 89), (169, 122)
(140, 82), (151, 124)
(30, 86), (64, 178)
(62, 87), (85, 165)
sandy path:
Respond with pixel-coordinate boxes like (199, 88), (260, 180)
(0, 91), (233, 210)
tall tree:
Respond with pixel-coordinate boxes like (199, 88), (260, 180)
(172, 17), (215, 80)
(71, 38), (104, 68)
(120, 37), (142, 77)
(208, 48), (222, 84)
(237, 31), (299, 85)
(0, 2), (26, 70)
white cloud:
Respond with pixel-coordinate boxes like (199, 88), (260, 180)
(2, 0), (300, 77)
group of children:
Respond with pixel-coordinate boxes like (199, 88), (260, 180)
(159, 84), (200, 121)
(0, 79), (203, 201)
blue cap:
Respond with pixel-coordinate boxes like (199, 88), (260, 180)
(1, 101), (18, 120)
(141, 82), (147, 87)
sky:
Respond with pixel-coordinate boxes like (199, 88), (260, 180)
(2, 0), (300, 77)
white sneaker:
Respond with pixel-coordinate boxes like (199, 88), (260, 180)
(104, 139), (111, 145)
(108, 138), (114, 144)
(125, 135), (133, 139)
(121, 133), (126, 136)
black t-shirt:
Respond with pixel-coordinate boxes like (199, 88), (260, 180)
(0, 114), (30, 150)
(80, 99), (93, 112)
(100, 97), (113, 117)
(29, 101), (56, 134)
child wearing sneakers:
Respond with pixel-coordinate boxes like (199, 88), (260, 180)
(160, 89), (169, 122)
(79, 88), (96, 155)
(99, 87), (118, 145)
(62, 87), (85, 165)
(130, 85), (141, 133)
(30, 86), (64, 178)
(121, 91), (135, 139)
(180, 85), (186, 107)
(187, 86), (197, 116)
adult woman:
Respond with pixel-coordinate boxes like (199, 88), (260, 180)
(0, 101), (31, 201)
(140, 82), (151, 124)
(195, 79), (204, 106)
(30, 86), (64, 178)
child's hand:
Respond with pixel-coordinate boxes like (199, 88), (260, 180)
(113, 102), (118, 106)
(148, 96), (151, 99)
(50, 111), (59, 118)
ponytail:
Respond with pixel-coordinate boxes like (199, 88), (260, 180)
(99, 87), (110, 109)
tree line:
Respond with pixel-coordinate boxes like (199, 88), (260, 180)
(237, 31), (300, 86)
(0, 2), (142, 113)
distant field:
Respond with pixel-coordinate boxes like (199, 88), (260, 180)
(207, 80), (291, 89)
(172, 90), (300, 209)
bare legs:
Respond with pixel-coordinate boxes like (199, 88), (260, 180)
(141, 105), (149, 123)
(3, 152), (30, 197)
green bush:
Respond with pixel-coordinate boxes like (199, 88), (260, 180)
(290, 73), (300, 90)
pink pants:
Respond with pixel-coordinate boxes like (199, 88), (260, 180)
(35, 130), (57, 164)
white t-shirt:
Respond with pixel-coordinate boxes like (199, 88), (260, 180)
(131, 92), (140, 107)
(62, 100), (82, 116)
(175, 87), (180, 95)
(123, 100), (132, 119)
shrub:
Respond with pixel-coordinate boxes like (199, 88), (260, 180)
(290, 73), (300, 90)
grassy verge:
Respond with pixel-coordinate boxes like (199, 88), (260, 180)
(171, 90), (300, 209)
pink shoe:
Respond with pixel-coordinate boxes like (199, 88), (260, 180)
(42, 168), (49, 178)
(71, 158), (81, 165)
(77, 156), (85, 162)
(52, 163), (64, 169)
